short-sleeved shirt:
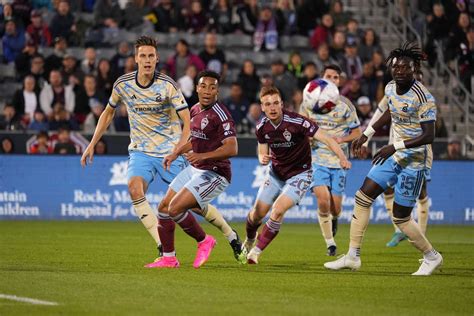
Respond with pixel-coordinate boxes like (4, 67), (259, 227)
(189, 102), (236, 182)
(256, 110), (318, 181)
(300, 95), (360, 168)
(385, 80), (436, 170)
(108, 71), (188, 157)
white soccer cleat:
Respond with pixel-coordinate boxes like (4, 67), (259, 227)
(324, 254), (361, 271)
(242, 234), (257, 253)
(247, 247), (260, 264)
(412, 253), (443, 276)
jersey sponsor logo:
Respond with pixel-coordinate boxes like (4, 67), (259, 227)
(392, 113), (412, 124)
(283, 130), (292, 142)
(191, 129), (208, 140)
(270, 141), (295, 148)
(201, 117), (209, 130)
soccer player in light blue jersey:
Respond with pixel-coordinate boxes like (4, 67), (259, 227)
(81, 36), (244, 263)
(325, 42), (443, 275)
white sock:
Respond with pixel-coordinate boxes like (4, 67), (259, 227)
(348, 247), (360, 259)
(423, 248), (438, 260)
(163, 251), (176, 257)
(325, 238), (336, 248)
(226, 230), (237, 242)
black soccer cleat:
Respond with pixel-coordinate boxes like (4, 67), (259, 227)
(157, 244), (163, 258)
(229, 229), (247, 264)
(327, 245), (337, 256)
(332, 217), (338, 237)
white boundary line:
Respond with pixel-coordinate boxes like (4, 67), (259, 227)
(0, 294), (58, 306)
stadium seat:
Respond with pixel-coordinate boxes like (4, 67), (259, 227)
(0, 63), (17, 82)
(224, 34), (252, 49)
(96, 48), (115, 60)
(287, 35), (309, 50)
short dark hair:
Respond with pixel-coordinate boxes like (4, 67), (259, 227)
(323, 64), (342, 75)
(259, 86), (281, 100)
(197, 70), (220, 83)
(134, 36), (157, 53)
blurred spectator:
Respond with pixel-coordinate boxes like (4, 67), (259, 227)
(271, 59), (297, 103)
(93, 0), (123, 32)
(26, 10), (52, 47)
(40, 70), (75, 115)
(340, 39), (363, 80)
(28, 54), (46, 91)
(15, 39), (38, 78)
(298, 61), (318, 90)
(12, 75), (40, 123)
(49, 103), (79, 130)
(199, 33), (228, 80)
(310, 13), (333, 50)
(425, 3), (451, 65)
(440, 137), (467, 160)
(150, 0), (183, 33)
(358, 28), (383, 63)
(113, 104), (130, 132)
(110, 41), (131, 76)
(84, 103), (114, 133)
(210, 0), (236, 34)
(0, 137), (14, 154)
(359, 62), (378, 102)
(0, 4), (17, 37)
(12, 0), (32, 28)
(313, 42), (337, 73)
(178, 64), (198, 106)
(236, 0), (259, 35)
(49, 0), (77, 45)
(448, 12), (470, 60)
(355, 96), (373, 131)
(345, 18), (364, 45)
(123, 0), (154, 33)
(2, 20), (25, 63)
(53, 126), (77, 154)
(290, 88), (303, 113)
(28, 109), (49, 131)
(372, 51), (391, 88)
(330, 0), (352, 28)
(259, 73), (274, 90)
(96, 58), (115, 97)
(185, 0), (209, 34)
(287, 51), (303, 78)
(238, 102), (262, 135)
(29, 130), (53, 154)
(0, 104), (23, 130)
(253, 6), (279, 52)
(31, 0), (53, 11)
(75, 74), (107, 123)
(223, 82), (250, 124)
(123, 55), (136, 74)
(61, 54), (84, 87)
(342, 78), (362, 104)
(166, 39), (205, 80)
(458, 27), (474, 92)
(329, 30), (346, 62)
(94, 139), (108, 155)
(237, 59), (260, 103)
(295, 0), (328, 36)
(274, 0), (297, 35)
(81, 47), (98, 76)
(44, 36), (68, 77)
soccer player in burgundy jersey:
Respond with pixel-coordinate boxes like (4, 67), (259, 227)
(145, 70), (240, 268)
(245, 86), (351, 264)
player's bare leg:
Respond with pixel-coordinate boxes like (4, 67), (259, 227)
(247, 195), (294, 264)
(128, 176), (162, 258)
(385, 187), (407, 247)
(314, 186), (337, 256)
(392, 202), (442, 275)
(244, 200), (272, 253)
(416, 181), (429, 235)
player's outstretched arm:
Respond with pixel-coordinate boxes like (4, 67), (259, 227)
(373, 121), (435, 165)
(184, 137), (238, 164)
(314, 129), (351, 169)
(80, 105), (115, 167)
(163, 141), (193, 170)
(257, 142), (271, 165)
(335, 126), (362, 144)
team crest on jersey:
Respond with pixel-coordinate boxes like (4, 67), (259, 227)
(265, 134), (270, 140)
(283, 130), (292, 141)
(201, 117), (209, 130)
(155, 93), (162, 102)
(303, 120), (310, 128)
(402, 103), (409, 112)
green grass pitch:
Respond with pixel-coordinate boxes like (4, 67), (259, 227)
(0, 221), (473, 315)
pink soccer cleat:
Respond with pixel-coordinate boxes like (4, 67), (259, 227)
(144, 256), (180, 268)
(193, 235), (217, 269)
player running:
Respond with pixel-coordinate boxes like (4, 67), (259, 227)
(145, 70), (239, 268)
(80, 37), (244, 263)
(244, 86), (351, 264)
(324, 42), (443, 275)
(300, 65), (361, 256)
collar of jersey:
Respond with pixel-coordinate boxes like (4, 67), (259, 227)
(135, 71), (156, 89)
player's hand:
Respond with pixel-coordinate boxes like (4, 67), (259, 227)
(339, 158), (352, 170)
(333, 136), (344, 144)
(259, 154), (271, 165)
(183, 152), (205, 164)
(351, 134), (368, 158)
(80, 145), (94, 167)
(163, 153), (178, 171)
(372, 144), (396, 165)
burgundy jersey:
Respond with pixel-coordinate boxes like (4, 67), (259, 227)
(189, 102), (237, 182)
(256, 110), (318, 181)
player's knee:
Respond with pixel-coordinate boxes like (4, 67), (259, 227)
(168, 200), (184, 218)
(128, 181), (144, 200)
(317, 198), (331, 212)
(158, 200), (168, 214)
(271, 208), (286, 222)
(392, 203), (412, 219)
(318, 208), (330, 217)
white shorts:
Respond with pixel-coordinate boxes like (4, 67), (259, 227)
(169, 165), (229, 209)
(255, 169), (313, 206)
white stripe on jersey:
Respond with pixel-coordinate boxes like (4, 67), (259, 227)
(213, 104), (228, 121)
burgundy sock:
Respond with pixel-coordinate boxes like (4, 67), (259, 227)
(246, 214), (261, 240)
(157, 213), (175, 253)
(256, 218), (281, 251)
(173, 211), (206, 242)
